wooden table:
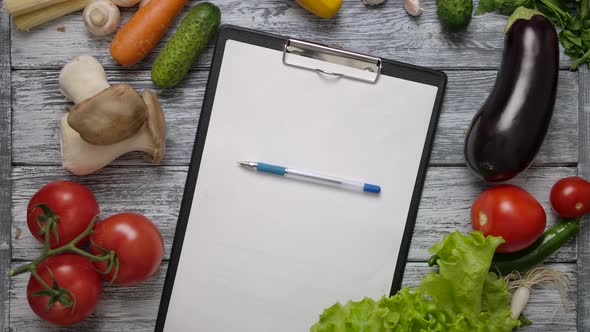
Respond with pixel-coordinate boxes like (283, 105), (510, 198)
(1, 1), (589, 331)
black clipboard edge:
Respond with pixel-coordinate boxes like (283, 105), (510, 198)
(389, 63), (447, 294)
(155, 24), (447, 332)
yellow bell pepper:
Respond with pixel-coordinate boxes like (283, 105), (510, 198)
(295, 0), (342, 18)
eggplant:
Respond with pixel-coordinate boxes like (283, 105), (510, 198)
(464, 11), (559, 182)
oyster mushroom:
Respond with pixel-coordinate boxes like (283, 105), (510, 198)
(141, 90), (166, 162)
(60, 55), (148, 146)
(60, 90), (166, 175)
(58, 55), (166, 175)
(68, 84), (148, 145)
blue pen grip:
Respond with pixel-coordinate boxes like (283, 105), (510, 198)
(257, 163), (286, 176)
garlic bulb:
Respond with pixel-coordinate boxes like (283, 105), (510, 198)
(404, 0), (423, 16)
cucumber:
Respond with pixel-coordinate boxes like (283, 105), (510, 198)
(151, 2), (221, 88)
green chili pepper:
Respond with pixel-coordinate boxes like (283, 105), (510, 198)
(428, 218), (581, 275)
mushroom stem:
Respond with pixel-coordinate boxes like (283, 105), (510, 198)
(60, 115), (162, 175)
(90, 7), (107, 25)
(59, 55), (110, 104)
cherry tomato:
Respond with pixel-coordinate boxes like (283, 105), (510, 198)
(90, 213), (164, 286)
(27, 181), (99, 248)
(471, 184), (546, 253)
(27, 254), (102, 326)
(550, 176), (590, 218)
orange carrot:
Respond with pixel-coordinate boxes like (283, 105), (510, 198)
(110, 0), (187, 66)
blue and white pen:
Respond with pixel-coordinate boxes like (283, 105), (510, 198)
(238, 161), (381, 194)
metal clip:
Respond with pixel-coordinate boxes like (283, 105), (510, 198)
(282, 39), (382, 84)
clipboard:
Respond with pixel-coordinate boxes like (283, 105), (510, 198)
(155, 25), (447, 332)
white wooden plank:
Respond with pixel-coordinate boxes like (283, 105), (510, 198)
(0, 9), (11, 332)
(11, 70), (578, 166)
(10, 0), (574, 70)
(9, 262), (576, 331)
(11, 166), (578, 263)
(576, 67), (590, 330)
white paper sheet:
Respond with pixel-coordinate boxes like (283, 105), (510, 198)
(163, 40), (439, 332)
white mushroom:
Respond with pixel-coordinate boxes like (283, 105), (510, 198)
(111, 0), (141, 7)
(83, 0), (121, 36)
(59, 55), (110, 104)
(404, 0), (423, 16)
(60, 90), (166, 175)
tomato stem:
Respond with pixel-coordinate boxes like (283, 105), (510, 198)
(30, 269), (56, 296)
(33, 203), (60, 250)
(9, 216), (117, 279)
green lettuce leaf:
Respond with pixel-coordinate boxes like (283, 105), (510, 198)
(310, 231), (520, 332)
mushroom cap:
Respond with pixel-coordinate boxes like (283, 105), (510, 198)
(112, 0), (141, 7)
(68, 84), (148, 146)
(83, 0), (121, 36)
(141, 90), (166, 163)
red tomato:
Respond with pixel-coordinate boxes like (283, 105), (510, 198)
(27, 181), (99, 248)
(550, 176), (590, 218)
(27, 254), (102, 326)
(90, 213), (164, 285)
(471, 184), (546, 253)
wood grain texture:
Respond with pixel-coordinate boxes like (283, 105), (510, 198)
(577, 67), (590, 330)
(9, 262), (577, 331)
(11, 70), (578, 166)
(0, 10), (11, 332)
(6, 1), (584, 330)
(11, 166), (578, 263)
(10, 0), (575, 70)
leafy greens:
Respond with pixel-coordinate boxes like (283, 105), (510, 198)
(310, 231), (520, 332)
(477, 0), (590, 70)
